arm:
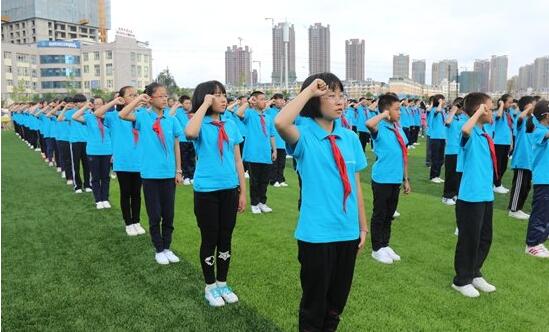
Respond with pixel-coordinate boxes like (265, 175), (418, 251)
(355, 172), (368, 251)
(72, 102), (91, 123)
(169, 101), (182, 117)
(462, 104), (487, 138)
(270, 136), (277, 161)
(174, 138), (182, 184)
(444, 106), (458, 125)
(95, 97), (125, 118)
(57, 104), (69, 121)
(496, 100), (504, 118)
(236, 100), (250, 119)
(235, 145), (247, 213)
(403, 161), (411, 194)
(184, 95), (214, 139)
(366, 111), (389, 134)
(119, 94), (149, 122)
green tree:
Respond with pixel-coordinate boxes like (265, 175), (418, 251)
(91, 88), (114, 101)
(155, 68), (180, 97)
(12, 80), (30, 102)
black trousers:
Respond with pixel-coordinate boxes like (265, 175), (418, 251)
(117, 171), (142, 226)
(29, 129), (38, 148)
(248, 162), (270, 206)
(298, 239), (359, 332)
(88, 155), (111, 203)
(70, 142), (90, 190)
(429, 139), (445, 179)
(425, 136), (431, 166)
(180, 142), (196, 180)
(443, 154), (461, 199)
(270, 148), (287, 184)
(39, 133), (46, 153)
(494, 144), (510, 187)
(239, 138), (249, 172)
(453, 200), (493, 286)
(58, 140), (72, 179)
(358, 131), (370, 151)
(142, 178), (176, 253)
(508, 169), (532, 212)
(53, 139), (60, 167)
(403, 128), (411, 147)
(526, 185), (549, 247)
(45, 137), (55, 162)
(370, 181), (401, 251)
(194, 188), (239, 284)
(411, 126), (420, 144)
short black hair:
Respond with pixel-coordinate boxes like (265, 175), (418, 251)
(178, 95), (191, 103)
(63, 96), (74, 103)
(73, 94), (87, 103)
(499, 93), (513, 104)
(272, 93), (284, 100)
(238, 96), (246, 100)
(118, 86), (134, 98)
(359, 97), (366, 102)
(527, 99), (549, 133)
(144, 82), (165, 97)
(518, 96), (535, 111)
(378, 94), (400, 112)
(191, 80), (226, 115)
(250, 91), (265, 98)
(452, 97), (464, 109)
(299, 72), (344, 118)
(432, 94), (445, 107)
(533, 95), (542, 102)
(463, 92), (490, 117)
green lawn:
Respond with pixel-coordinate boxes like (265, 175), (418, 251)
(2, 131), (548, 331)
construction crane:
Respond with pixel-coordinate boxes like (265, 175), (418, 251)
(98, 0), (107, 42)
(238, 37), (243, 47)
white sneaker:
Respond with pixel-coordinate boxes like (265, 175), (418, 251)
(414, 142), (420, 146)
(251, 205), (262, 214)
(190, 179), (194, 184)
(525, 244), (549, 258)
(61, 171), (66, 179)
(34, 148), (41, 151)
(183, 178), (191, 185)
(508, 210), (529, 220)
(244, 171), (250, 179)
(126, 225), (138, 236)
(102, 201), (111, 208)
(280, 182), (288, 187)
(85, 187), (93, 193)
(452, 284), (480, 298)
(454, 227), (459, 236)
(393, 210), (401, 218)
(383, 247), (401, 261)
(493, 186), (509, 194)
(205, 286), (225, 307)
(133, 223), (146, 235)
(442, 197), (456, 206)
(258, 203), (273, 213)
(56, 167), (62, 173)
(431, 178), (441, 183)
(110, 172), (117, 179)
(66, 180), (73, 185)
(217, 284), (239, 304)
(472, 277), (496, 293)
(273, 182), (281, 187)
(155, 252), (170, 265)
(48, 161), (54, 167)
(372, 249), (393, 264)
(75, 189), (83, 194)
(96, 201), (104, 209)
(163, 249), (180, 263)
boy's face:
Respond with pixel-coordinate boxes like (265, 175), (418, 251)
(168, 99), (175, 107)
(480, 98), (494, 123)
(503, 97), (513, 110)
(182, 100), (192, 111)
(388, 101), (401, 122)
(255, 94), (267, 110)
(150, 87), (168, 109)
(274, 98), (285, 108)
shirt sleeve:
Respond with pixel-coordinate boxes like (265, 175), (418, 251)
(134, 111), (143, 131)
(232, 121), (244, 145)
(533, 127), (549, 145)
(285, 125), (304, 158)
(269, 118), (275, 137)
(353, 134), (367, 172)
(172, 117), (183, 138)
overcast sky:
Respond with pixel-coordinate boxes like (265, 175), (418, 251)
(110, 0), (549, 88)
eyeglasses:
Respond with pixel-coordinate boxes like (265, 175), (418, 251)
(151, 95), (168, 99)
(322, 94), (345, 102)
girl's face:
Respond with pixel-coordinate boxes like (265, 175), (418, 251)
(388, 101), (401, 122)
(210, 87), (227, 114)
(122, 87), (138, 105)
(149, 87), (168, 110)
(503, 97), (513, 110)
(93, 98), (104, 108)
(319, 88), (345, 121)
(439, 98), (446, 107)
(168, 99), (175, 107)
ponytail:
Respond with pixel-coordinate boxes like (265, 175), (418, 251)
(526, 116), (535, 133)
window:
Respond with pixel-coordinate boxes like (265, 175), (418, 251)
(83, 65), (89, 73)
(106, 51), (112, 60)
(41, 81), (82, 89)
(81, 27), (88, 33)
(84, 81), (90, 89)
(22, 30), (26, 36)
(7, 66), (12, 73)
(89, 28), (95, 34)
(131, 65), (136, 77)
(106, 63), (112, 75)
(130, 52), (136, 62)
(22, 22), (25, 28)
(136, 53), (142, 62)
(69, 33), (77, 39)
(16, 54), (26, 62)
(7, 80), (13, 86)
(32, 69), (37, 77)
(107, 80), (113, 88)
(144, 66), (149, 78)
(31, 56), (37, 64)
(83, 52), (89, 61)
(69, 26), (77, 32)
(4, 51), (11, 58)
(137, 65), (142, 76)
(40, 68), (81, 77)
(94, 51), (99, 60)
(39, 55), (80, 64)
(94, 64), (100, 76)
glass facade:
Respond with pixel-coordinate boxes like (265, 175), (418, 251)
(39, 55), (80, 64)
(41, 81), (82, 89)
(40, 68), (81, 77)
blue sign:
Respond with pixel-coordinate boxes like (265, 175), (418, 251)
(37, 40), (81, 49)
(91, 80), (100, 89)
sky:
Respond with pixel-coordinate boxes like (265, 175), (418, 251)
(110, 0), (549, 88)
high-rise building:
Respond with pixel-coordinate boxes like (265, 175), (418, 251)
(308, 23), (330, 75)
(225, 45), (251, 86)
(431, 59), (458, 86)
(1, 0), (112, 44)
(345, 39), (364, 81)
(473, 59), (490, 93)
(392, 54), (409, 79)
(518, 64), (534, 91)
(272, 22), (296, 84)
(459, 71), (481, 93)
(411, 59), (426, 84)
(489, 55), (508, 93)
(533, 56), (549, 90)
(252, 69), (258, 85)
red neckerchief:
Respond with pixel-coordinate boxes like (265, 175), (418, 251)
(390, 123), (408, 172)
(482, 132), (499, 180)
(96, 117), (105, 141)
(210, 120), (229, 161)
(327, 135), (351, 212)
(152, 116), (167, 154)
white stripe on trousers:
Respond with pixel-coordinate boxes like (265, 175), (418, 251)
(69, 142), (77, 191)
(511, 169), (523, 211)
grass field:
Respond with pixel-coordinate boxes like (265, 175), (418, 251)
(2, 130), (548, 331)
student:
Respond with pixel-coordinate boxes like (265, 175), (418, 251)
(56, 98), (74, 185)
(399, 98), (412, 148)
(508, 96), (536, 220)
(72, 98), (113, 209)
(266, 93), (289, 187)
(366, 93), (411, 264)
(429, 94), (447, 183)
(60, 94), (92, 193)
(356, 97), (371, 151)
(424, 96), (435, 167)
(95, 87), (146, 236)
(236, 91), (277, 214)
(185, 80), (247, 307)
(275, 72), (368, 332)
(452, 92), (497, 298)
(170, 95), (196, 185)
(442, 97), (467, 206)
(524, 100), (549, 258)
(119, 83), (183, 264)
(234, 96), (249, 177)
(492, 94), (514, 194)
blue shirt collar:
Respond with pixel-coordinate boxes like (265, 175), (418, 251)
(310, 119), (345, 140)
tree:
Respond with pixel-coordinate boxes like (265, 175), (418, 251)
(155, 67), (180, 97)
(91, 88), (115, 101)
(12, 80), (29, 102)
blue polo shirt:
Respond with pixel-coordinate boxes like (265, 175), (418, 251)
(83, 112), (112, 155)
(191, 115), (243, 192)
(241, 108), (275, 164)
(492, 111), (513, 145)
(458, 126), (495, 202)
(426, 108), (434, 136)
(39, 114), (51, 137)
(173, 107), (190, 143)
(344, 107), (355, 127)
(65, 109), (88, 143)
(445, 113), (468, 155)
(56, 113), (70, 141)
(511, 117), (532, 170)
(49, 116), (58, 139)
(229, 105), (247, 137)
(286, 120), (367, 243)
(356, 105), (368, 132)
(413, 107), (421, 126)
(371, 120), (408, 184)
(132, 109), (183, 179)
(400, 106), (411, 128)
(429, 109), (447, 139)
(265, 106), (286, 149)
(531, 124), (549, 185)
(104, 109), (141, 172)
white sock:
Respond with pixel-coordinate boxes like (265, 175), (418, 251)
(205, 283), (217, 292)
(216, 281), (227, 287)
